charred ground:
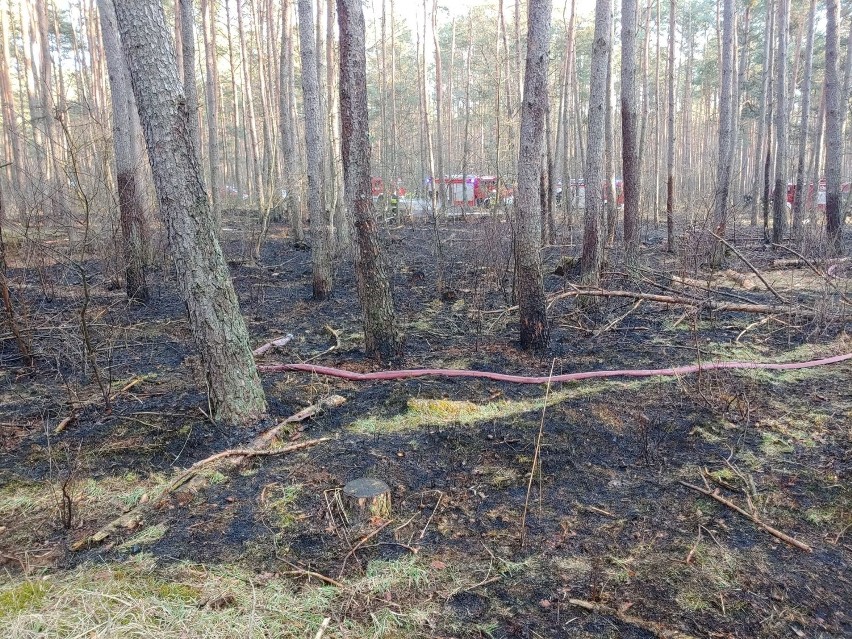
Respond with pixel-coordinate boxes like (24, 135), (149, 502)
(1, 214), (851, 638)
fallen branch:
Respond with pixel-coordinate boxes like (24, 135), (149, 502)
(710, 232), (786, 303)
(71, 396), (345, 551)
(253, 333), (294, 357)
(568, 598), (698, 639)
(488, 287), (815, 318)
(678, 480), (812, 552)
(339, 520), (392, 578)
(771, 244), (852, 306)
(770, 256), (849, 270)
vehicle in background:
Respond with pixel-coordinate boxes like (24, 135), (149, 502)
(555, 178), (624, 209)
(786, 179), (852, 212)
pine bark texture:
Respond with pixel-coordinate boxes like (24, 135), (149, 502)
(771, 0), (788, 245)
(513, 0), (551, 350)
(620, 0), (640, 267)
(825, 0), (842, 253)
(791, 0), (815, 236)
(581, 0), (612, 286)
(179, 0), (202, 155)
(712, 0), (735, 265)
(337, 0), (403, 362)
(201, 0), (220, 230)
(665, 0), (675, 252)
(97, 0), (148, 303)
(279, 0), (303, 244)
(298, 0), (333, 299)
(0, 7), (22, 195)
(113, 0), (267, 426)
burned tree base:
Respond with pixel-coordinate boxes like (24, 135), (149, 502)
(343, 478), (391, 528)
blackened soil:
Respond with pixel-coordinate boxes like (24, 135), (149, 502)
(1, 215), (851, 638)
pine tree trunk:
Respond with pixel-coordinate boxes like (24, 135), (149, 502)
(621, 0), (640, 268)
(432, 0), (445, 209)
(771, 0), (788, 245)
(298, 0), (333, 299)
(581, 0), (612, 286)
(279, 0), (303, 244)
(236, 1), (261, 203)
(514, 0), (551, 350)
(201, 0), (221, 231)
(792, 0), (815, 237)
(224, 0), (243, 198)
(179, 0), (202, 155)
(337, 0), (403, 362)
(751, 0), (773, 226)
(666, 0), (676, 252)
(0, 6), (23, 195)
(604, 28), (618, 246)
(825, 0), (842, 253)
(711, 0), (734, 267)
(98, 0), (149, 303)
(113, 0), (267, 426)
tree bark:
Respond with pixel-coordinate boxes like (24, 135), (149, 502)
(604, 24), (618, 246)
(113, 0), (267, 426)
(791, 0), (815, 237)
(97, 0), (149, 303)
(581, 0), (612, 286)
(0, 6), (22, 195)
(337, 0), (403, 362)
(711, 0), (735, 267)
(665, 0), (676, 252)
(752, 0), (773, 227)
(201, 0), (221, 231)
(279, 0), (303, 244)
(621, 0), (640, 268)
(771, 0), (789, 245)
(298, 0), (333, 299)
(825, 0), (842, 253)
(179, 0), (202, 155)
(513, 0), (551, 350)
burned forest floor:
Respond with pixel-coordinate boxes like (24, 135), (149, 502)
(1, 212), (851, 638)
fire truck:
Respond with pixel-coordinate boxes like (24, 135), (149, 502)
(370, 177), (407, 199)
(428, 175), (515, 207)
(786, 179), (851, 211)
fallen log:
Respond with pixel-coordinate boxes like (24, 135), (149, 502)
(71, 395), (345, 551)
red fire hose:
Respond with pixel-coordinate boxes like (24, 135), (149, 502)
(258, 351), (852, 384)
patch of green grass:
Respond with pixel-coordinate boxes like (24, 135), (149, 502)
(208, 471), (228, 485)
(120, 486), (148, 509)
(760, 432), (795, 456)
(675, 588), (711, 612)
(805, 504), (847, 528)
(348, 381), (643, 434)
(0, 581), (51, 618)
(361, 557), (430, 595)
(260, 483), (303, 530)
(0, 483), (49, 518)
(118, 523), (168, 550)
(689, 424), (725, 444)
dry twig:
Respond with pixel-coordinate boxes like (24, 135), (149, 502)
(678, 480), (812, 552)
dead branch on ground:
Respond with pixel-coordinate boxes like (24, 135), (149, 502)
(71, 396), (345, 551)
(710, 232), (786, 303)
(678, 480), (812, 552)
(568, 598), (698, 639)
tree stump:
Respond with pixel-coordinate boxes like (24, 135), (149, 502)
(343, 478), (391, 527)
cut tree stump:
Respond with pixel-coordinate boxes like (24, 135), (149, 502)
(343, 478), (391, 526)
